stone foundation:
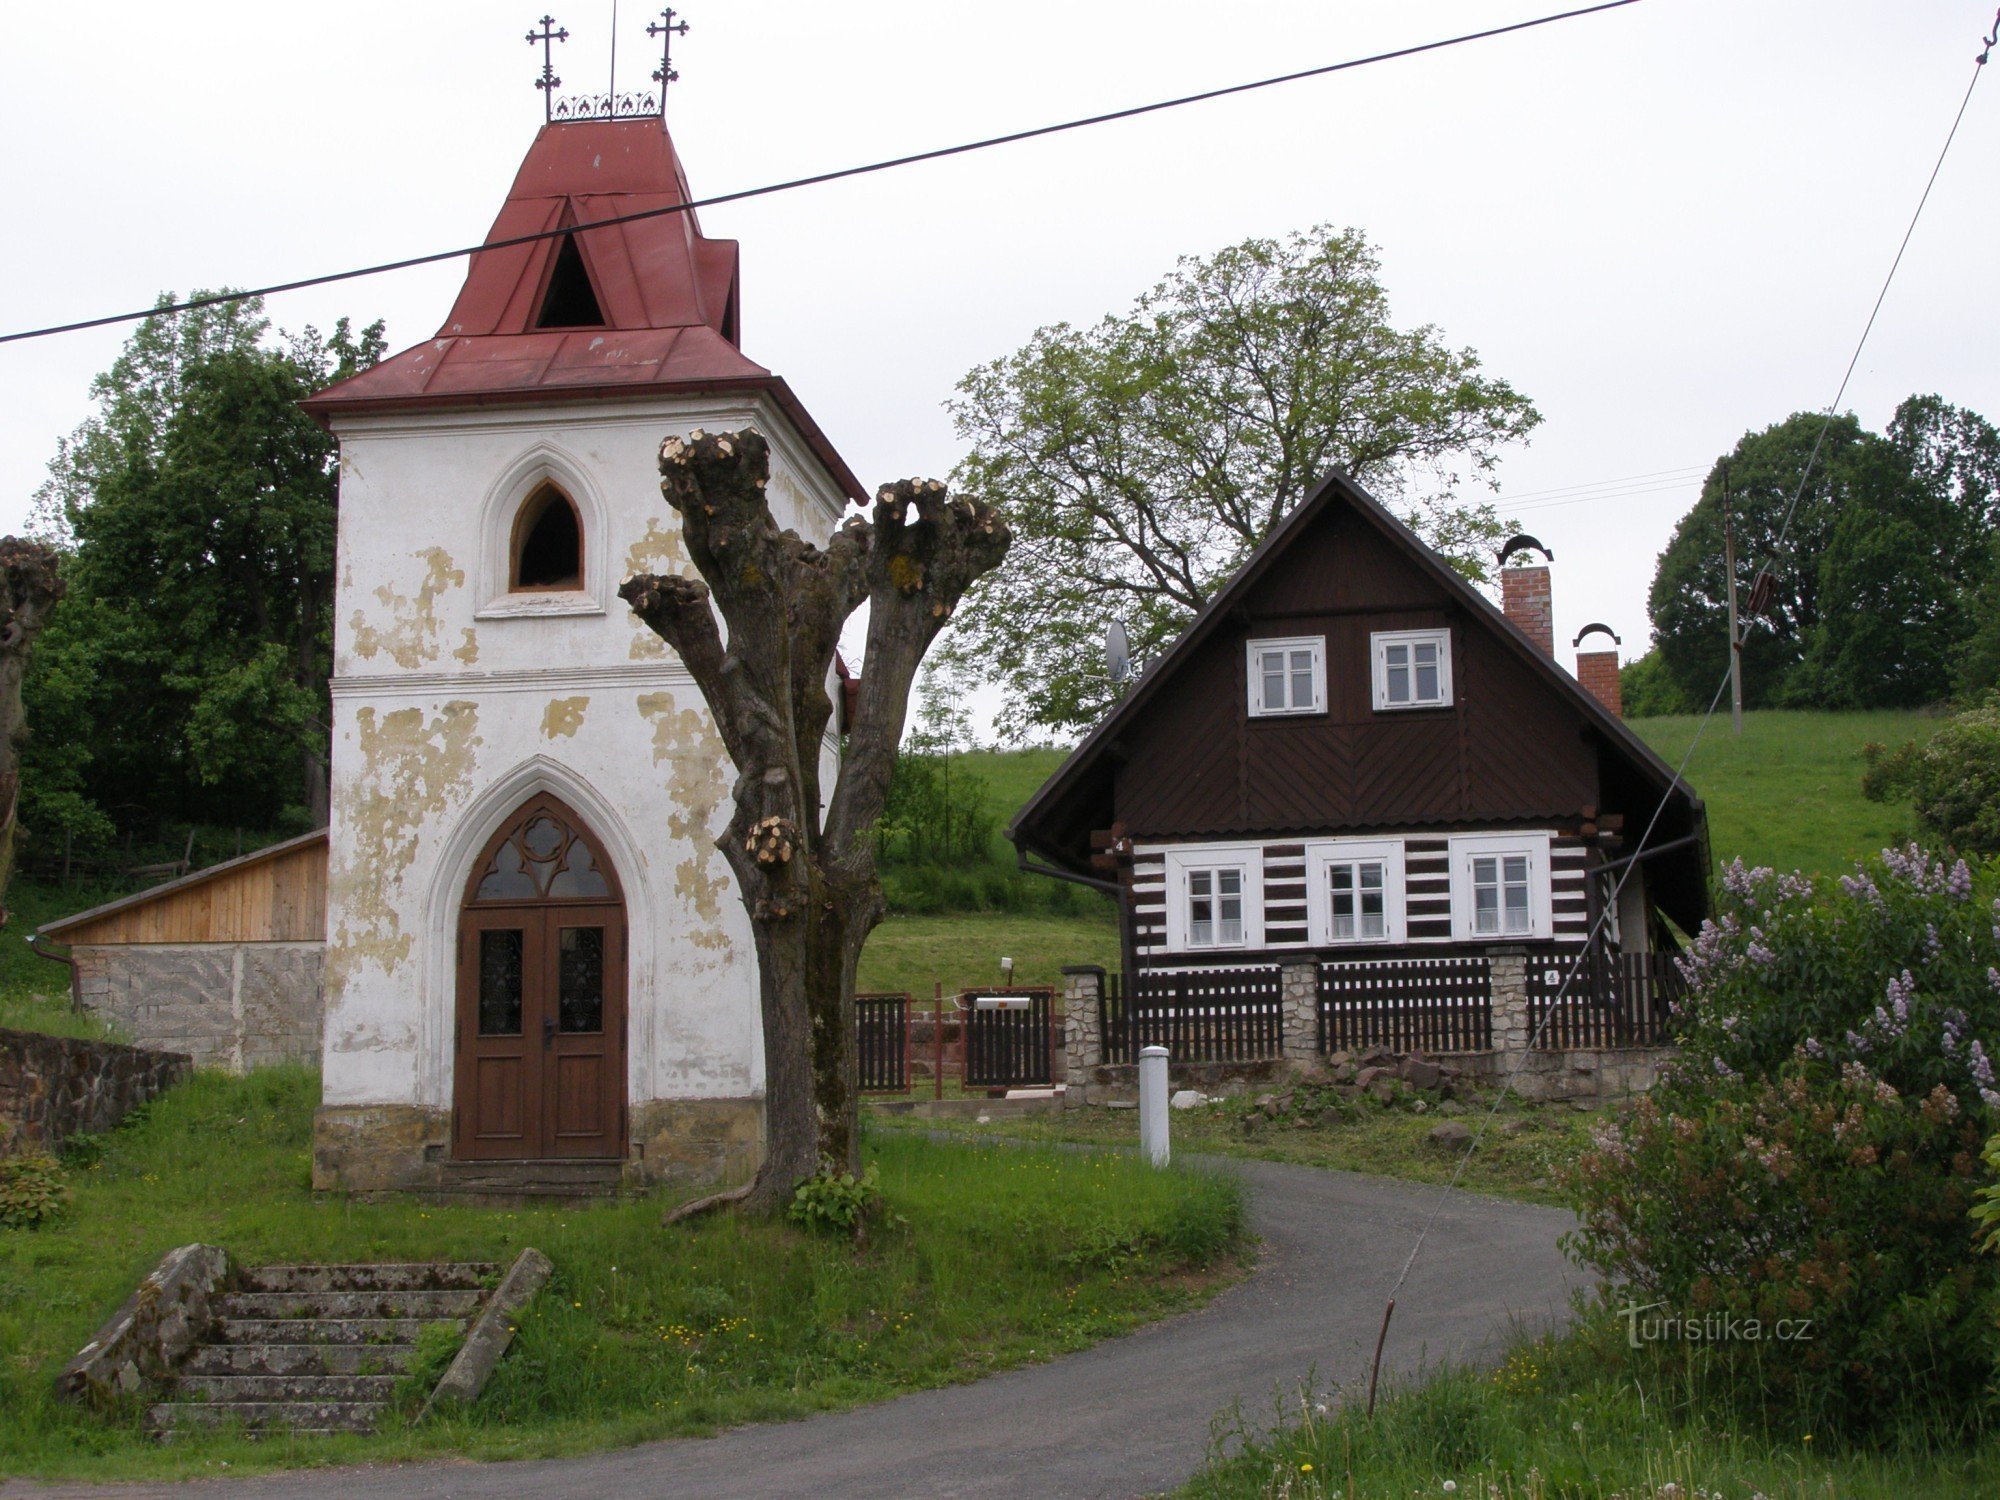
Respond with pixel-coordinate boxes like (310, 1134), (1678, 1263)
(311, 1096), (764, 1195)
(627, 1098), (762, 1187)
(0, 1028), (191, 1157)
(1450, 1045), (1675, 1103)
(74, 941), (323, 1072)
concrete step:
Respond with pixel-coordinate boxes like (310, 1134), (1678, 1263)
(183, 1342), (418, 1378)
(148, 1400), (386, 1435)
(176, 1373), (400, 1404)
(219, 1289), (485, 1321)
(435, 1159), (623, 1197)
(215, 1316), (459, 1347)
(238, 1263), (497, 1294)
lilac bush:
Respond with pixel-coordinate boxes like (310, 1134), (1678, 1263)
(1564, 844), (2000, 1438)
(1668, 846), (2000, 1111)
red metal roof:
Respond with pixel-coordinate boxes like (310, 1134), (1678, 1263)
(304, 118), (864, 503)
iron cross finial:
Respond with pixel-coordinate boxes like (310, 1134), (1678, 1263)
(527, 14), (571, 122)
(648, 7), (691, 109)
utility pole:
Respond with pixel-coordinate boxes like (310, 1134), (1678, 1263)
(1721, 468), (1743, 736)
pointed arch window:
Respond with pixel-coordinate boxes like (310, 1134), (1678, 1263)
(469, 801), (614, 903)
(511, 482), (584, 592)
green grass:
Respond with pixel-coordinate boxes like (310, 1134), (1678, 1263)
(0, 1066), (1246, 1480)
(1629, 708), (1935, 879)
(873, 1090), (1601, 1208)
(1181, 1316), (2000, 1498)
(0, 878), (126, 1041)
(857, 911), (1119, 997)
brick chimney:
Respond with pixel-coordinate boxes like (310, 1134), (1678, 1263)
(1576, 649), (1623, 717)
(1500, 564), (1554, 656)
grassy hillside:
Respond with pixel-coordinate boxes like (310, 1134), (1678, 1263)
(1628, 708), (1933, 879)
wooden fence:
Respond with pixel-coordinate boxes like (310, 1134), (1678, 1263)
(1100, 967), (1286, 1064)
(963, 988), (1056, 1088)
(1317, 956), (1493, 1053)
(855, 993), (910, 1093)
(1523, 947), (1681, 1048)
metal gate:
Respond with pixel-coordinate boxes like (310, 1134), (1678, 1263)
(855, 993), (910, 1093)
(962, 987), (1055, 1088)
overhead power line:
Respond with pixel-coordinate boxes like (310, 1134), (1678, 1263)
(0, 0), (1646, 348)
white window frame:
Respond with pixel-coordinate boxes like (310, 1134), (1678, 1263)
(1447, 832), (1553, 942)
(1371, 628), (1453, 711)
(1246, 636), (1326, 718)
(1162, 845), (1264, 952)
(1305, 838), (1406, 947)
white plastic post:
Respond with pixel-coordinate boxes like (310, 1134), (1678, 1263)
(1139, 1044), (1170, 1167)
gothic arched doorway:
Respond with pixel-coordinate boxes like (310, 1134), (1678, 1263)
(454, 793), (627, 1160)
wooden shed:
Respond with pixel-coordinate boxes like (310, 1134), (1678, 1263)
(37, 832), (329, 1071)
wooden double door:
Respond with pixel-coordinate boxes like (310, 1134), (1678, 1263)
(453, 796), (628, 1160)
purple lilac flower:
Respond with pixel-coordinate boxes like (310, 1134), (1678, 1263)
(1802, 1037), (1826, 1060)
(1970, 1040), (1997, 1092)
(1947, 859), (1973, 901)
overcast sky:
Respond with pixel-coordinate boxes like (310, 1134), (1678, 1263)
(3, 0), (1994, 727)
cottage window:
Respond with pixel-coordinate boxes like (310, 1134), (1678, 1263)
(1187, 868), (1244, 947)
(1447, 833), (1552, 941)
(1371, 629), (1452, 711)
(1161, 845), (1263, 951)
(512, 483), (584, 591)
(1306, 838), (1406, 946)
(1246, 636), (1325, 717)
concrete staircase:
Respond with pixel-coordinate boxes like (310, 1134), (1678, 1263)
(147, 1262), (497, 1438)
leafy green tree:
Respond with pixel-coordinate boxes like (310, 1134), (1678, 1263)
(937, 226), (1541, 734)
(1648, 397), (1997, 711)
(20, 295), (384, 847)
(878, 674), (995, 867)
(1647, 412), (1869, 710)
(1616, 648), (1693, 718)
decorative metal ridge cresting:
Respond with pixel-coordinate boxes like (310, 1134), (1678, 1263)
(528, 7), (691, 125)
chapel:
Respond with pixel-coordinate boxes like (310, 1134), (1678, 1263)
(298, 109), (861, 1194)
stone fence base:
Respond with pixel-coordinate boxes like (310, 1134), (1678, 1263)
(0, 1027), (191, 1157)
(1450, 1045), (1675, 1103)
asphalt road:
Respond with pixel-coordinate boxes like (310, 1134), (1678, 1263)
(7, 1160), (1580, 1500)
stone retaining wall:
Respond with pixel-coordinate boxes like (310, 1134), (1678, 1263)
(0, 1027), (191, 1157)
(73, 941), (323, 1072)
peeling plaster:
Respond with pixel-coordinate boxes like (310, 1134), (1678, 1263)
(623, 517), (686, 575)
(327, 700), (483, 999)
(637, 691), (732, 952)
(348, 549), (465, 669)
(541, 696), (589, 739)
(453, 628), (480, 665)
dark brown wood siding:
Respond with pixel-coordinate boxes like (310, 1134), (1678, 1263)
(1114, 506), (1599, 839)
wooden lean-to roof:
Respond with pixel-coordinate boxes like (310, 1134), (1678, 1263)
(38, 831), (328, 947)
(302, 117), (865, 504)
(1008, 468), (1711, 931)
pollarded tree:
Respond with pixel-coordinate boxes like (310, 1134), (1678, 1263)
(620, 430), (1009, 1212)
(937, 225), (1541, 734)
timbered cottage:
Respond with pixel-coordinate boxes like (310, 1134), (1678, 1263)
(1010, 469), (1709, 1022)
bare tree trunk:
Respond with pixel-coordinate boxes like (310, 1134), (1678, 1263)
(622, 429), (1008, 1213)
(0, 539), (65, 926)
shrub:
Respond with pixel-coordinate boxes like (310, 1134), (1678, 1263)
(1669, 848), (2000, 1105)
(789, 1162), (883, 1237)
(1863, 696), (2000, 858)
(1567, 1067), (1992, 1437)
(1565, 844), (2000, 1439)
(0, 1154), (69, 1229)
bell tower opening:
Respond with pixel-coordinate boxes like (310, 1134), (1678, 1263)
(535, 234), (606, 329)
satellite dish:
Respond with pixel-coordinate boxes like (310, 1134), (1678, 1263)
(1106, 620), (1132, 685)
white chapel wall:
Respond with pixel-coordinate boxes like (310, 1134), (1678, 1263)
(321, 395), (848, 1116)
